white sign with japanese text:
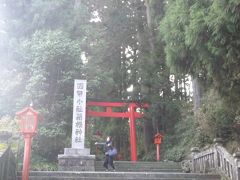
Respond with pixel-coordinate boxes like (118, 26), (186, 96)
(71, 79), (87, 149)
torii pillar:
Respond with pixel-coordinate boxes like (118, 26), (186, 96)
(129, 103), (137, 161)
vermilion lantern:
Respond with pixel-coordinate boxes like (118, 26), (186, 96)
(16, 107), (39, 180)
(17, 107), (39, 135)
(154, 133), (163, 145)
(154, 133), (164, 161)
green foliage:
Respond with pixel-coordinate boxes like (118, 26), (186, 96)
(160, 0), (240, 100)
(149, 97), (181, 133)
(31, 162), (57, 171)
(15, 30), (84, 161)
(141, 150), (155, 161)
(0, 144), (7, 152)
(159, 0), (192, 74)
(159, 0), (240, 153)
(161, 103), (197, 161)
(0, 116), (19, 156)
(31, 154), (57, 171)
(0, 70), (23, 115)
(197, 89), (236, 140)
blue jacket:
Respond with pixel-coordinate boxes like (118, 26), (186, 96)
(104, 140), (113, 155)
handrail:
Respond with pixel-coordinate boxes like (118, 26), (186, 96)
(191, 139), (240, 180)
(0, 147), (17, 180)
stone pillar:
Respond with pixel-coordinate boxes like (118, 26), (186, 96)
(213, 138), (223, 146)
(191, 147), (200, 172)
(233, 151), (240, 180)
(58, 148), (95, 171)
(58, 80), (95, 171)
(213, 138), (223, 170)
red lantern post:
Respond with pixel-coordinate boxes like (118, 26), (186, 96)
(16, 107), (39, 180)
(154, 133), (164, 161)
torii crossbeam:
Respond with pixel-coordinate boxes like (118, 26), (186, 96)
(86, 101), (148, 162)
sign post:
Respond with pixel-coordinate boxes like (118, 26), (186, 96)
(58, 80), (95, 171)
(72, 80), (87, 149)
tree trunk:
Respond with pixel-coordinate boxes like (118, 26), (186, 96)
(183, 76), (187, 100)
(143, 116), (154, 153)
(142, 0), (155, 153)
(192, 78), (201, 113)
(144, 0), (155, 52)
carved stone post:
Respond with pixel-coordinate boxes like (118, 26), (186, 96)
(191, 147), (200, 172)
(213, 138), (223, 170)
(213, 138), (223, 146)
(233, 151), (240, 180)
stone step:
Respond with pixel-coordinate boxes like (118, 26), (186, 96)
(17, 177), (220, 179)
(95, 161), (182, 172)
(95, 167), (183, 172)
(17, 171), (221, 180)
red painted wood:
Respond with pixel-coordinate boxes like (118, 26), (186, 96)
(156, 144), (160, 161)
(22, 135), (32, 180)
(87, 101), (127, 107)
(87, 110), (130, 118)
(129, 103), (137, 162)
(86, 101), (148, 161)
(87, 101), (149, 108)
(87, 110), (143, 119)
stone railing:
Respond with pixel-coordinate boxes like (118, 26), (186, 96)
(191, 138), (240, 180)
(0, 147), (16, 180)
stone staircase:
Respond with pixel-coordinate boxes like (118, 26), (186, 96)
(17, 161), (221, 180)
(18, 171), (220, 180)
(95, 161), (183, 172)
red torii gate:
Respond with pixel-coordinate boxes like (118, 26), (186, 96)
(86, 101), (148, 162)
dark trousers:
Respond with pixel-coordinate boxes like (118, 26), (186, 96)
(103, 155), (115, 169)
